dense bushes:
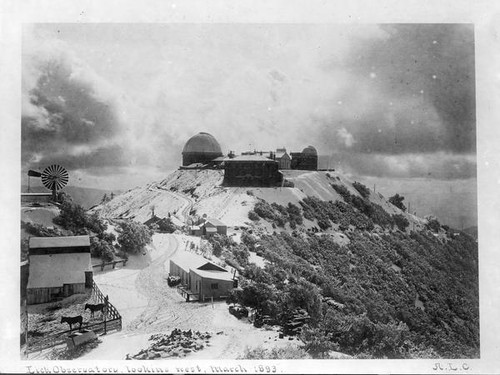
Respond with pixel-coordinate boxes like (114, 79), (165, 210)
(234, 229), (478, 359)
(299, 196), (375, 231)
(116, 220), (152, 255)
(425, 215), (441, 233)
(50, 196), (117, 261)
(53, 199), (107, 239)
(90, 237), (114, 262)
(352, 181), (371, 198)
(389, 194), (407, 211)
(393, 214), (410, 231)
(252, 200), (303, 229)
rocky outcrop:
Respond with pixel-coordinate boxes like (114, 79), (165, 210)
(127, 329), (211, 360)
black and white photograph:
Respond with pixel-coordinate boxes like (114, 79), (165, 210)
(2, 0), (500, 373)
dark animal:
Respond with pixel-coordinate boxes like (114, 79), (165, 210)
(60, 315), (83, 331)
(84, 303), (106, 318)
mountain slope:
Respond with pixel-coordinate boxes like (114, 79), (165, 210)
(94, 169), (425, 231)
(92, 168), (478, 358)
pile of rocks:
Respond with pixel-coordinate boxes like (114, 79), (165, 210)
(127, 329), (211, 360)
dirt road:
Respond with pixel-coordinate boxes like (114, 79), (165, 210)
(80, 233), (291, 360)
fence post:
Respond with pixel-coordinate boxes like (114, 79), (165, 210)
(104, 295), (109, 335)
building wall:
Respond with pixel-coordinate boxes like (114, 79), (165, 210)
(189, 272), (234, 301)
(182, 152), (223, 167)
(290, 153), (318, 171)
(277, 154), (291, 169)
(169, 260), (190, 286)
(21, 194), (52, 203)
(204, 222), (227, 235)
(27, 283), (85, 304)
(223, 161), (283, 187)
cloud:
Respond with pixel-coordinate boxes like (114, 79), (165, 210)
(337, 127), (355, 148)
(21, 24), (476, 187)
(322, 152), (476, 180)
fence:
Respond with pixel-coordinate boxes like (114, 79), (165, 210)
(92, 258), (128, 272)
(26, 281), (122, 355)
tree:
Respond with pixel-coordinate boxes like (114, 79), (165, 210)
(90, 237), (114, 262)
(117, 220), (152, 254)
(388, 194), (406, 211)
(393, 214), (409, 231)
(353, 182), (371, 198)
(53, 200), (89, 234)
(425, 215), (441, 233)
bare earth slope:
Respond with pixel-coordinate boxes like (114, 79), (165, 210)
(94, 169), (424, 233)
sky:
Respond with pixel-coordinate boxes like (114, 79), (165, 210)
(21, 23), (476, 191)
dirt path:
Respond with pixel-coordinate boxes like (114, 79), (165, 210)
(150, 184), (194, 223)
(80, 233), (293, 360)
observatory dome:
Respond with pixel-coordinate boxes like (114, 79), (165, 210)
(302, 146), (318, 156)
(182, 132), (223, 166)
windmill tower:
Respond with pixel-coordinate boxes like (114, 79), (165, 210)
(41, 165), (69, 201)
(27, 165), (69, 202)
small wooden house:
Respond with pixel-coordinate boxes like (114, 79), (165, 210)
(203, 218), (227, 236)
(27, 236), (92, 304)
(189, 225), (203, 236)
(275, 148), (291, 170)
(169, 252), (235, 302)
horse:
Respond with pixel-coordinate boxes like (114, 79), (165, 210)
(60, 315), (83, 331)
(84, 303), (106, 318)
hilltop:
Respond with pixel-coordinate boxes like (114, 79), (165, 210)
(90, 168), (478, 359)
(93, 169), (426, 232)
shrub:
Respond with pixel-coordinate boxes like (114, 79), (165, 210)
(239, 345), (310, 359)
(157, 218), (176, 233)
(393, 214), (409, 231)
(90, 237), (115, 262)
(389, 194), (407, 211)
(331, 184), (351, 202)
(425, 215), (441, 233)
(53, 199), (107, 238)
(353, 182), (371, 198)
(248, 210), (260, 221)
(117, 220), (152, 254)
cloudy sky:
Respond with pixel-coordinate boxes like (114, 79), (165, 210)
(22, 23), (476, 190)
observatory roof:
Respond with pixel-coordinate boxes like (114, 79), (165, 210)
(302, 146), (318, 155)
(225, 155), (275, 162)
(182, 132), (223, 154)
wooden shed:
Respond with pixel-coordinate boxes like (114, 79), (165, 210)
(169, 251), (235, 302)
(27, 236), (92, 304)
(203, 218), (227, 236)
(275, 148), (291, 170)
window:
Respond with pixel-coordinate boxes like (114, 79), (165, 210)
(211, 283), (219, 290)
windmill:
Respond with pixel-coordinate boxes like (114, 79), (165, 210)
(28, 165), (69, 201)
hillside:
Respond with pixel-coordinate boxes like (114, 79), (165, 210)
(91, 169), (478, 358)
(22, 185), (121, 209)
(93, 169), (426, 231)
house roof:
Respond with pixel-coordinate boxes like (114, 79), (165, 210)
(170, 251), (229, 275)
(275, 151), (290, 159)
(225, 155), (275, 162)
(29, 236), (90, 249)
(190, 268), (234, 281)
(170, 251), (211, 272)
(205, 218), (226, 227)
(27, 252), (91, 288)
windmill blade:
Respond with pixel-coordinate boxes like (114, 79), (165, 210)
(28, 170), (42, 177)
(41, 164), (69, 192)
